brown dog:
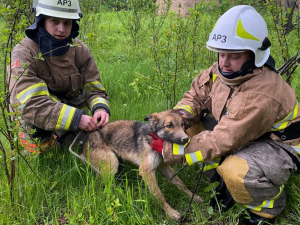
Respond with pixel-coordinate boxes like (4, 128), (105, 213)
(81, 110), (203, 220)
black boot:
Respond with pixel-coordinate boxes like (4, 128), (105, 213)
(242, 211), (276, 225)
(209, 177), (235, 212)
(209, 157), (235, 213)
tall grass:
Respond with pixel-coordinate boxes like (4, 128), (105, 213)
(1, 3), (300, 225)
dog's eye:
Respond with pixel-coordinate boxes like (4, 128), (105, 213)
(166, 123), (173, 128)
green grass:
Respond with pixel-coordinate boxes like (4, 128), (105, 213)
(1, 3), (300, 225)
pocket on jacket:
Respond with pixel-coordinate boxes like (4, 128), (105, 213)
(69, 73), (84, 92)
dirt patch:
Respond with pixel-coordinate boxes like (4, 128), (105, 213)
(156, 0), (300, 17)
(156, 0), (208, 17)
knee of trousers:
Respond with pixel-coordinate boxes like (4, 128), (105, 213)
(19, 124), (56, 153)
(217, 154), (287, 217)
(216, 155), (253, 204)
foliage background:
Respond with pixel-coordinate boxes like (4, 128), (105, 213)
(0, 0), (300, 224)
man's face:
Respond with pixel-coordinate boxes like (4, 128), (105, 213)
(218, 51), (251, 72)
(44, 17), (72, 40)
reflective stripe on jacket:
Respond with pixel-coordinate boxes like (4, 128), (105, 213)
(19, 131), (55, 153)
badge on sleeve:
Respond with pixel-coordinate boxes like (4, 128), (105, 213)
(7, 60), (20, 71)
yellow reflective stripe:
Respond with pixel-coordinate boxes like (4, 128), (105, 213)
(198, 157), (220, 171)
(212, 74), (217, 83)
(83, 81), (105, 96)
(173, 139), (190, 155)
(49, 93), (60, 102)
(174, 105), (195, 116)
(185, 151), (204, 165)
(173, 143), (185, 155)
(244, 185), (284, 211)
(205, 162), (219, 171)
(16, 83), (48, 104)
(271, 103), (298, 131)
(236, 19), (259, 41)
(90, 97), (109, 109)
(55, 104), (76, 130)
(291, 145), (300, 155)
(199, 161), (219, 171)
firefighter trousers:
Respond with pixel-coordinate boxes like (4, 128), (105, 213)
(186, 117), (299, 218)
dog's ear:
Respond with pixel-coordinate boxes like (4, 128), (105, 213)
(183, 115), (198, 130)
(144, 113), (159, 131)
(171, 109), (197, 130)
(183, 117), (191, 130)
(144, 112), (158, 121)
(171, 109), (187, 118)
(144, 114), (152, 121)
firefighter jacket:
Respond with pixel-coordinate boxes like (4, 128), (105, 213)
(174, 62), (300, 163)
(9, 37), (110, 132)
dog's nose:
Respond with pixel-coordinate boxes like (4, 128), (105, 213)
(181, 137), (189, 144)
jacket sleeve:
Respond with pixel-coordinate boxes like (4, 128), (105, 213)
(185, 93), (285, 163)
(10, 42), (83, 131)
(174, 66), (214, 117)
(76, 40), (110, 115)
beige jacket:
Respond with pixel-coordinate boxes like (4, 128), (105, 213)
(175, 62), (300, 162)
(9, 37), (110, 132)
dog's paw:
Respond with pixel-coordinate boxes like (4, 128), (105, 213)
(193, 195), (204, 203)
(167, 208), (182, 221)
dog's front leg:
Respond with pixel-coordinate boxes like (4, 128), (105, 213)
(158, 163), (204, 203)
(139, 166), (182, 221)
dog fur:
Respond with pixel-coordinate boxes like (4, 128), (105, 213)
(81, 110), (203, 220)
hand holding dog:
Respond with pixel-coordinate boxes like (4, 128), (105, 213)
(78, 110), (110, 131)
(93, 109), (110, 127)
(78, 115), (98, 131)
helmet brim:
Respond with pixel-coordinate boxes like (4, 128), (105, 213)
(36, 8), (80, 20)
(206, 45), (247, 54)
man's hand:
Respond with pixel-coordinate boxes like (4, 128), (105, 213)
(93, 110), (110, 127)
(78, 115), (98, 131)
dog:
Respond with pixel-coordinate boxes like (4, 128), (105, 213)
(81, 110), (203, 221)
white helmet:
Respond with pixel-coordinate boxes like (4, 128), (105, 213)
(206, 5), (270, 67)
(32, 0), (82, 19)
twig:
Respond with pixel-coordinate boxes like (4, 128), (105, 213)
(179, 164), (204, 224)
(277, 50), (300, 82)
(0, 140), (11, 185)
(169, 164), (187, 181)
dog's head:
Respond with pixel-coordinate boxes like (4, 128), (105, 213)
(144, 110), (189, 144)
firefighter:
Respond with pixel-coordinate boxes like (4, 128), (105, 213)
(9, 0), (110, 153)
(150, 5), (300, 224)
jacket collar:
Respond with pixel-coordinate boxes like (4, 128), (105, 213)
(218, 67), (263, 86)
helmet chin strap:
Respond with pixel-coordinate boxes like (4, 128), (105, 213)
(218, 53), (256, 79)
